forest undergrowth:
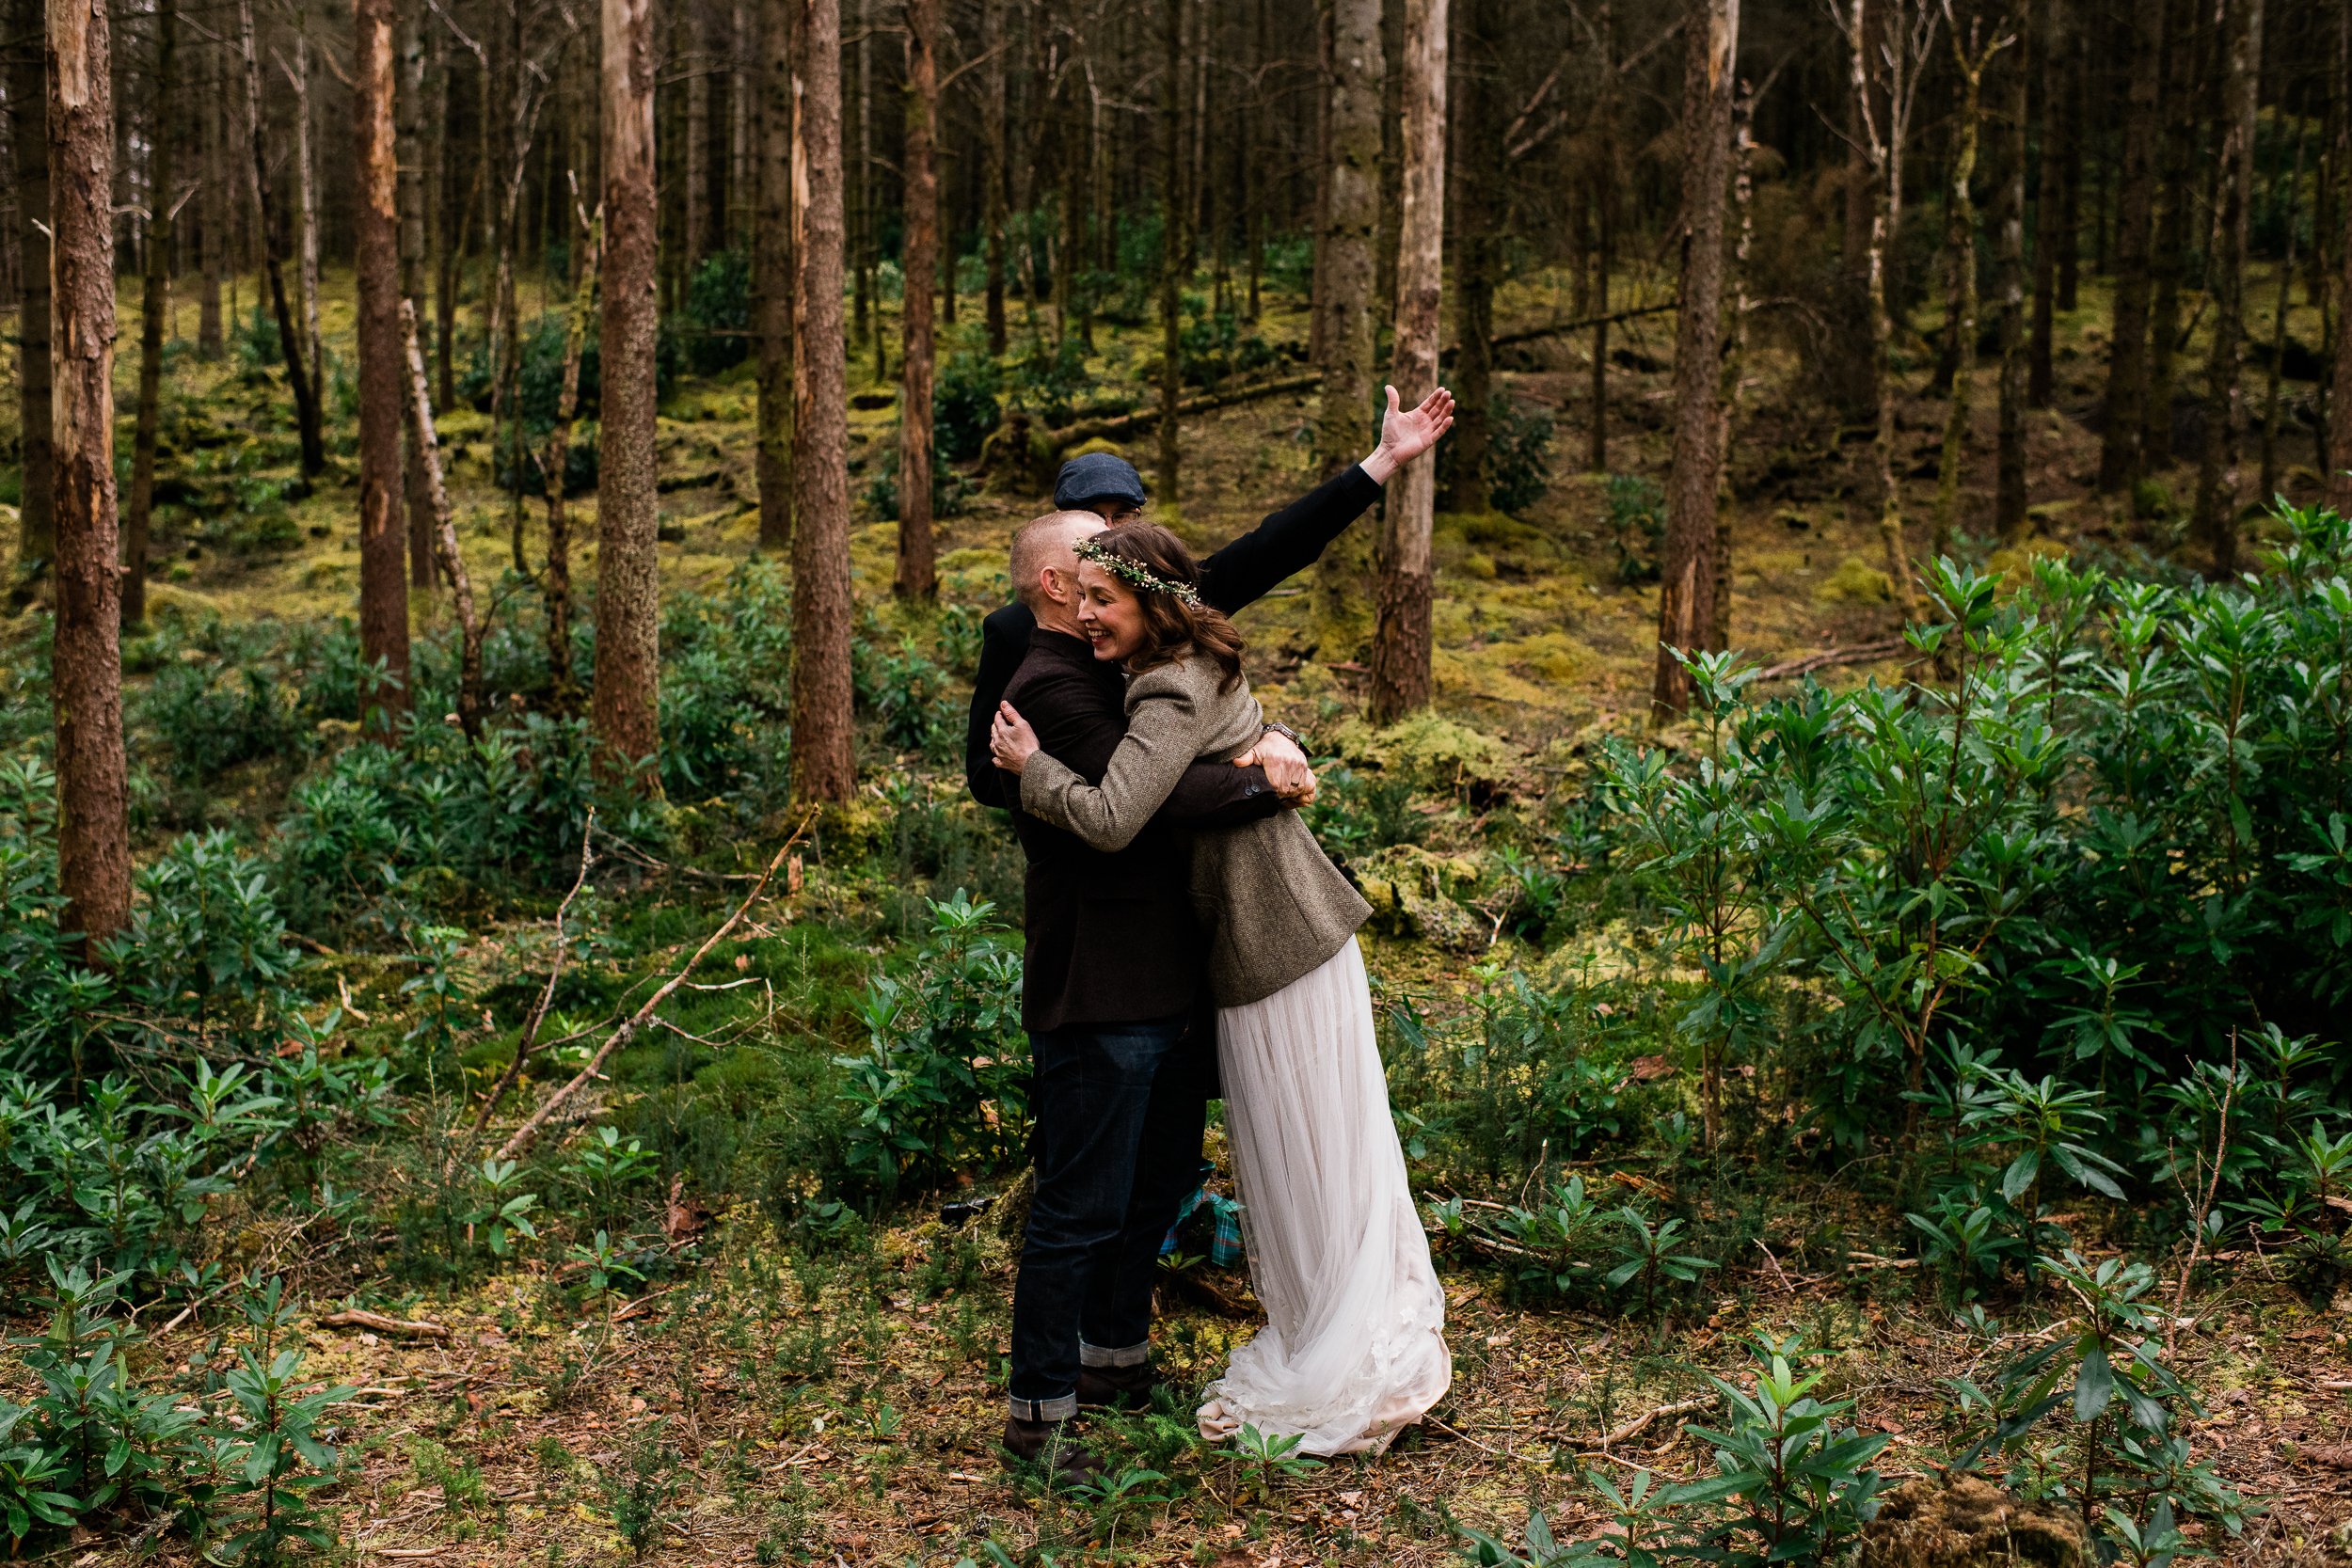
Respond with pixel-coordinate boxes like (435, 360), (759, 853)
(1, 260), (2350, 1568)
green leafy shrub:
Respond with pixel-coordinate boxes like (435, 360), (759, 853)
(935, 351), (1004, 462)
(833, 892), (1028, 1195)
(1603, 473), (1666, 583)
(679, 247), (752, 375)
(1486, 396), (1557, 515)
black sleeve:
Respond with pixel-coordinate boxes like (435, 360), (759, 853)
(965, 603), (1037, 808)
(1196, 464), (1386, 616)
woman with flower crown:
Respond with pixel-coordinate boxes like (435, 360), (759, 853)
(989, 493), (1452, 1457)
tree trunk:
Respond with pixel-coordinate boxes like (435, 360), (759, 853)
(236, 0), (326, 476)
(290, 35), (322, 391)
(2096, 0), (2163, 494)
(1711, 79), (1756, 654)
(435, 29), (458, 412)
(398, 0), (436, 589)
(897, 0), (939, 600)
(1652, 0), (1739, 721)
(791, 0), (854, 803)
(688, 0), (710, 272)
(593, 0), (663, 784)
(1588, 4), (1616, 474)
(8, 0), (52, 573)
(1931, 26), (1999, 560)
(1441, 0), (1493, 514)
(127, 0), (178, 630)
(2192, 0), (2263, 576)
(356, 0), (412, 730)
(1994, 4), (2029, 539)
(981, 0), (1008, 354)
(755, 0), (796, 551)
(401, 299), (485, 735)
(48, 0), (131, 950)
(2333, 0), (2352, 515)
(541, 213), (598, 716)
(198, 33), (223, 356)
(1155, 0), (1184, 505)
(1314, 0), (1383, 618)
(2027, 0), (2066, 407)
(1370, 0), (1447, 725)
(2258, 122), (2304, 503)
(2143, 0), (2201, 468)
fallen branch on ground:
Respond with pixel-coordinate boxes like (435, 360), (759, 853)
(471, 810), (596, 1137)
(1484, 298), (1681, 353)
(1597, 1397), (1713, 1449)
(320, 1308), (452, 1340)
(495, 815), (813, 1161)
(1758, 637), (1910, 681)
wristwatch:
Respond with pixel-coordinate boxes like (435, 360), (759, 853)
(1260, 720), (1305, 749)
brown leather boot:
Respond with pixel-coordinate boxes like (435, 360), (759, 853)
(999, 1416), (1105, 1486)
(1075, 1360), (1167, 1410)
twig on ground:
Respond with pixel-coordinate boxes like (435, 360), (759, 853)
(1758, 637), (1909, 682)
(472, 811), (596, 1138)
(321, 1309), (452, 1340)
(495, 816), (811, 1160)
(2167, 1028), (2237, 1359)
(1597, 1397), (1711, 1449)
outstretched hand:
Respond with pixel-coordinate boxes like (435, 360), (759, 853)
(1361, 385), (1456, 483)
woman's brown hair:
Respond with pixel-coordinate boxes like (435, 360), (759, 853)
(1082, 523), (1247, 691)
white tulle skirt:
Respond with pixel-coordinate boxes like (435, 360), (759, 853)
(1195, 937), (1451, 1456)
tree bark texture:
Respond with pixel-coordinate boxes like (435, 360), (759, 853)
(290, 36), (322, 391)
(980, 0), (1008, 354)
(2334, 7), (2352, 515)
(2027, 0), (2066, 407)
(1994, 9), (2029, 540)
(1314, 0), (1383, 621)
(8, 0), (52, 571)
(198, 32), (223, 356)
(755, 0), (796, 551)
(896, 0), (939, 600)
(356, 0), (412, 728)
(2192, 0), (2263, 576)
(127, 0), (178, 629)
(236, 0), (326, 476)
(791, 0), (854, 803)
(594, 0), (663, 783)
(2143, 0), (2201, 468)
(1441, 0), (1494, 514)
(1652, 0), (1739, 719)
(401, 298), (485, 736)
(2097, 0), (2163, 494)
(48, 0), (131, 949)
(398, 0), (436, 588)
(1371, 0), (1447, 725)
(540, 213), (599, 716)
(1931, 24), (2000, 560)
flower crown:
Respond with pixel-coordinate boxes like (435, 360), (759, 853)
(1073, 536), (1204, 608)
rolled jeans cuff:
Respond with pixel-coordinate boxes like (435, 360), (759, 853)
(1007, 1392), (1078, 1423)
(1079, 1339), (1151, 1369)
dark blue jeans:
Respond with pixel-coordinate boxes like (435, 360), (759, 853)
(1007, 1012), (1205, 1421)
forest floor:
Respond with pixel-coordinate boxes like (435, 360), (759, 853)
(5, 261), (2349, 1566)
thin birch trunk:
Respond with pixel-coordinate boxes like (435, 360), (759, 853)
(401, 299), (484, 736)
(1933, 17), (2006, 560)
(1370, 0), (1447, 725)
(128, 0), (178, 630)
(898, 0), (939, 600)
(235, 0), (326, 475)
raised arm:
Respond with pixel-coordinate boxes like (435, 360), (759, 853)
(1197, 385), (1454, 615)
(1014, 675), (1216, 853)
